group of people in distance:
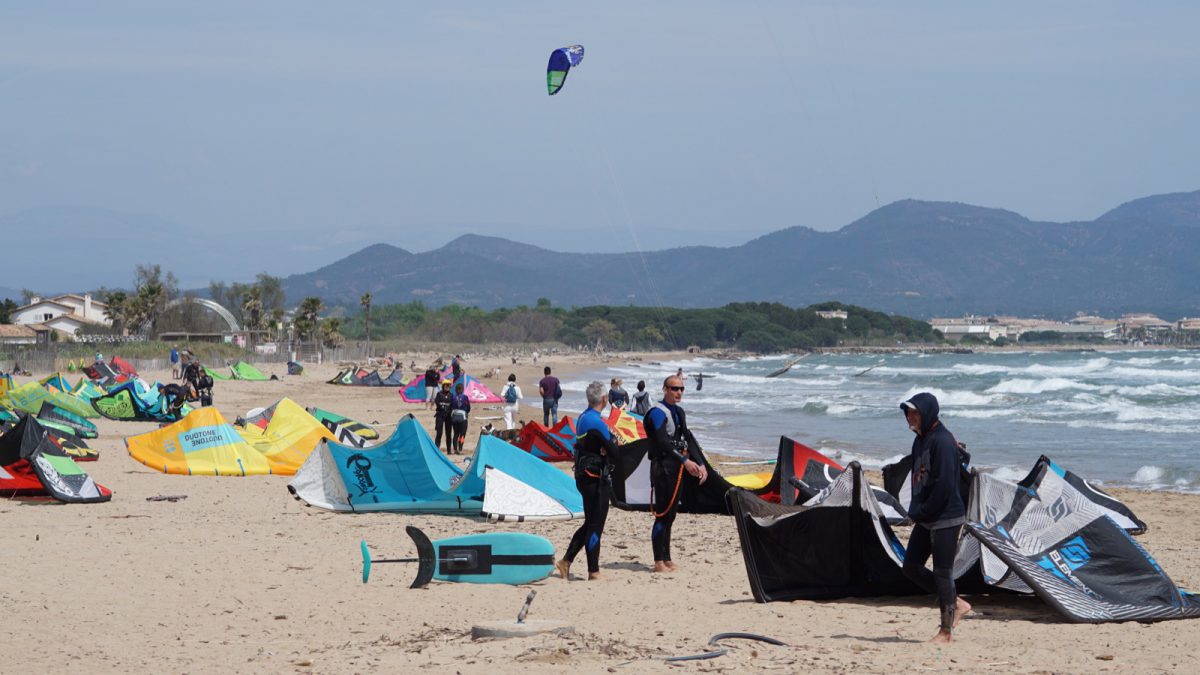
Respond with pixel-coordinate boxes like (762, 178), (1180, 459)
(554, 372), (970, 643)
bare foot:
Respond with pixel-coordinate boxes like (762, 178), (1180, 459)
(665, 561), (679, 571)
(929, 629), (952, 644)
(587, 572), (603, 581)
(555, 560), (571, 580)
(953, 598), (972, 628)
(653, 561), (672, 573)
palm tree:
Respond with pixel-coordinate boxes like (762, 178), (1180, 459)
(360, 292), (373, 357)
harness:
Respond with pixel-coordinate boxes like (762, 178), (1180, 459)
(648, 402), (687, 518)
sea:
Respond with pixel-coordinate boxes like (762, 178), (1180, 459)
(563, 349), (1200, 494)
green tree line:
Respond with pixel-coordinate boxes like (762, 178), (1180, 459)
(335, 298), (938, 352)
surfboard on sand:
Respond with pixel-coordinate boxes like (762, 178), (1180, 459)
(361, 526), (556, 588)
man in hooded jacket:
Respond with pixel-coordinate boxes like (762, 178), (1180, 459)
(899, 391), (971, 643)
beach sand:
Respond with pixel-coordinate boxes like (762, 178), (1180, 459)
(5, 351), (1198, 673)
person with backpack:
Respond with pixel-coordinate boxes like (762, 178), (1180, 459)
(501, 373), (523, 430)
(449, 382), (472, 454)
(632, 380), (652, 416)
(538, 366), (562, 426)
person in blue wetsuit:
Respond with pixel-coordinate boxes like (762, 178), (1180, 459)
(645, 374), (708, 573)
(557, 381), (617, 581)
(899, 391), (972, 643)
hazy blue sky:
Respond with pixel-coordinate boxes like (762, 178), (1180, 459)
(2, 1), (1198, 289)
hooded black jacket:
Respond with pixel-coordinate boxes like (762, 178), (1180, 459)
(902, 392), (966, 528)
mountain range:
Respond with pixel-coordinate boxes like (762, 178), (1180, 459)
(281, 190), (1200, 318)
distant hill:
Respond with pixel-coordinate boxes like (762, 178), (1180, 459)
(278, 189), (1200, 318)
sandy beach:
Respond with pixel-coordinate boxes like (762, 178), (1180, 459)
(5, 351), (1198, 674)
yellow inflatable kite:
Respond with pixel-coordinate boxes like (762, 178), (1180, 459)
(127, 407), (274, 476)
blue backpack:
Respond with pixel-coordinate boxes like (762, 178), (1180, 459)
(504, 384), (519, 403)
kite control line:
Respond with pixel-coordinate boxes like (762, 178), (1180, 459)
(663, 632), (787, 663)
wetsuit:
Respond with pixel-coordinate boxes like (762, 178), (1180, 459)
(159, 383), (190, 420)
(900, 392), (967, 631)
(645, 401), (697, 563)
(433, 389), (454, 453)
(449, 393), (471, 453)
(608, 387), (628, 409)
(562, 408), (616, 574)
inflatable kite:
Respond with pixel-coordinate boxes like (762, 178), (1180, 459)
(547, 44), (584, 95)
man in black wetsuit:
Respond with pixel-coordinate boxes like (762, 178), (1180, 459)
(644, 374), (708, 573)
(432, 379), (454, 454)
(557, 380), (617, 581)
(899, 392), (972, 643)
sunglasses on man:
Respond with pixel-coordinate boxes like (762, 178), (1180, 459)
(666, 385), (685, 392)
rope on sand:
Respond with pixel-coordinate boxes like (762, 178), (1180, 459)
(663, 632), (787, 662)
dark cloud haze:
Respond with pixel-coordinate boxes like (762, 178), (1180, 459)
(2, 1), (1198, 290)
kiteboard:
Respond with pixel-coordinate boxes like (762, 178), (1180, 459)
(361, 526), (556, 588)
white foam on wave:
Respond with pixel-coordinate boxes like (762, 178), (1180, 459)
(1109, 366), (1200, 382)
(900, 386), (997, 407)
(986, 377), (1095, 394)
(821, 447), (905, 470)
(1125, 465), (1200, 493)
(952, 408), (1020, 419)
(1133, 465), (1164, 483)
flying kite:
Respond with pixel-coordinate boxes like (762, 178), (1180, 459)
(547, 45), (584, 95)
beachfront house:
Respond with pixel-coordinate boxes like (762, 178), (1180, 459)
(11, 293), (112, 339)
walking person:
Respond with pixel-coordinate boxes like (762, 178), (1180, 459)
(501, 374), (522, 430)
(632, 380), (651, 416)
(557, 381), (616, 581)
(898, 392), (971, 643)
(538, 366), (562, 426)
(433, 380), (454, 454)
(645, 375), (708, 572)
(169, 346), (180, 379)
(449, 382), (471, 454)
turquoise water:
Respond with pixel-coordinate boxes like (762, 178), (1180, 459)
(565, 349), (1200, 493)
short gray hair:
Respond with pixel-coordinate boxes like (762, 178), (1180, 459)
(585, 380), (607, 407)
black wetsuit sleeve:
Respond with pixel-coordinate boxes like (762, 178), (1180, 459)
(908, 435), (959, 524)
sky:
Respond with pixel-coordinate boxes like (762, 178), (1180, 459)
(2, 1), (1199, 290)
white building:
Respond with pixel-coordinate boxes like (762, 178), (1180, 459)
(12, 293), (111, 337)
(816, 310), (849, 321)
